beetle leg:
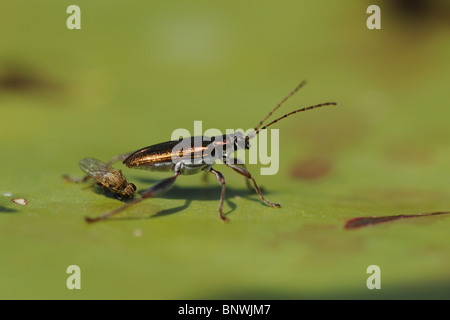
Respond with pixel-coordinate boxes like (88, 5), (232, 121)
(139, 172), (180, 200)
(225, 157), (253, 192)
(224, 162), (281, 208)
(208, 167), (228, 222)
(85, 171), (181, 223)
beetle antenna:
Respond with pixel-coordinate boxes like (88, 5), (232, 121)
(247, 102), (337, 139)
(252, 81), (307, 134)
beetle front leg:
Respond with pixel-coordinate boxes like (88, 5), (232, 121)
(207, 167), (228, 222)
(224, 161), (281, 208)
(225, 157), (254, 192)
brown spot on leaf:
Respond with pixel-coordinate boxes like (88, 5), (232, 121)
(290, 157), (333, 180)
(382, 0), (450, 23)
(0, 65), (63, 94)
(345, 211), (450, 229)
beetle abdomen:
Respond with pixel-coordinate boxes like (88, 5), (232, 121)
(124, 137), (214, 169)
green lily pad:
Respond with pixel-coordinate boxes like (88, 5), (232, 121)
(0, 1), (449, 299)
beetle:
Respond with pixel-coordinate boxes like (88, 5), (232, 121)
(85, 81), (337, 222)
(64, 158), (136, 200)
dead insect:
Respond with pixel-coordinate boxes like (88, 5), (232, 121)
(64, 158), (136, 200)
(85, 81), (337, 223)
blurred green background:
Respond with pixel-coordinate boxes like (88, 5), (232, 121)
(1, 0), (449, 299)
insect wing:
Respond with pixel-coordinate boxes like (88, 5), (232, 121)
(79, 158), (112, 181)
